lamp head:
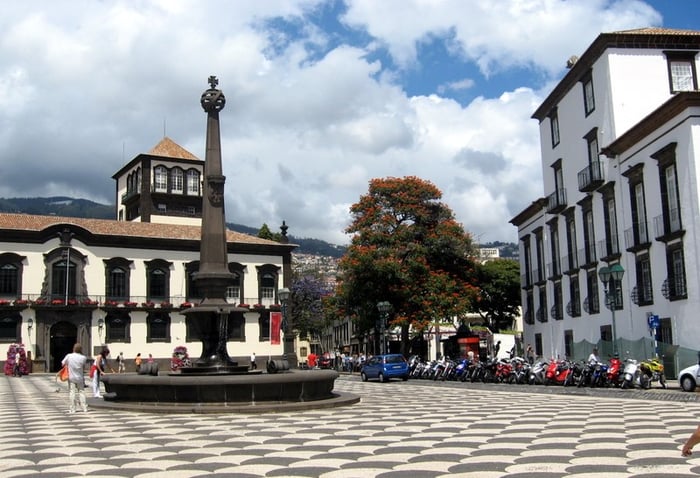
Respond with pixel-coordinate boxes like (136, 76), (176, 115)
(278, 288), (291, 303)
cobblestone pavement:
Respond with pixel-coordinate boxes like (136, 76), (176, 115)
(2, 373), (700, 477)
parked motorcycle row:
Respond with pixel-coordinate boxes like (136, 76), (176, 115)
(407, 355), (667, 389)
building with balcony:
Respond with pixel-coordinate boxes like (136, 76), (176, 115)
(510, 28), (700, 375)
(0, 138), (295, 373)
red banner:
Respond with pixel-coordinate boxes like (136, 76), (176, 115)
(270, 311), (282, 345)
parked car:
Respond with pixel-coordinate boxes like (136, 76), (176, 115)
(678, 363), (700, 392)
(360, 354), (409, 382)
(318, 355), (333, 369)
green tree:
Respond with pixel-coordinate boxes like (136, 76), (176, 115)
(472, 259), (521, 332)
(333, 176), (479, 355)
(258, 223), (282, 242)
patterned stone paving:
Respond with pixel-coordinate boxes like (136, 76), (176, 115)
(2, 373), (700, 477)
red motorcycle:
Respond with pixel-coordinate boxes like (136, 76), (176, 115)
(606, 355), (622, 387)
(544, 359), (573, 385)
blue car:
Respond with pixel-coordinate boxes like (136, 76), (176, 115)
(360, 354), (409, 382)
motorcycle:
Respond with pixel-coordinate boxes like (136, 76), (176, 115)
(606, 355), (623, 387)
(621, 358), (650, 389)
(528, 359), (548, 385)
(544, 358), (573, 385)
(640, 357), (666, 388)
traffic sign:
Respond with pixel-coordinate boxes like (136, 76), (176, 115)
(648, 314), (660, 329)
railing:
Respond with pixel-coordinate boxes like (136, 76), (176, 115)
(562, 252), (578, 273)
(578, 244), (596, 267)
(624, 221), (649, 249)
(0, 294), (282, 310)
(577, 160), (605, 192)
(654, 207), (682, 238)
(546, 188), (567, 213)
(536, 307), (547, 323)
(547, 259), (561, 279)
(597, 236), (619, 259)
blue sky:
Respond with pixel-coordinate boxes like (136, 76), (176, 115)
(0, 1), (698, 245)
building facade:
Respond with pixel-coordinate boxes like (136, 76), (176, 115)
(510, 28), (700, 375)
(0, 138), (295, 373)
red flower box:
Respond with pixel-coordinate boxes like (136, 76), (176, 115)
(180, 302), (193, 308)
(51, 299), (64, 305)
(238, 303), (250, 308)
(0, 300), (10, 306)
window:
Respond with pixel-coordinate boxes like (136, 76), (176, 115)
(537, 287), (547, 323)
(654, 143), (682, 237)
(564, 330), (573, 359)
(107, 267), (128, 300)
(548, 221), (561, 278)
(666, 244), (687, 300)
(568, 275), (581, 318)
(185, 261), (200, 301)
(586, 269), (600, 314)
(171, 168), (183, 194)
(256, 265), (280, 303)
(145, 259), (171, 301)
(259, 312), (270, 341)
(0, 264), (19, 296)
(534, 229), (544, 282)
(51, 259), (76, 300)
(154, 166), (167, 192)
(582, 72), (595, 115)
(522, 237), (532, 287)
(635, 254), (653, 305)
(601, 193), (619, 258)
(582, 207), (596, 265)
(227, 313), (245, 341)
(565, 213), (578, 271)
(147, 312), (170, 342)
(187, 170), (200, 195)
(552, 281), (563, 320)
(665, 51), (698, 92)
(535, 333), (543, 358)
(0, 313), (20, 342)
(549, 109), (560, 147)
(226, 268), (243, 304)
(105, 312), (131, 343)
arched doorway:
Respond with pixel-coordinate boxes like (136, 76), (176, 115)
(50, 321), (77, 372)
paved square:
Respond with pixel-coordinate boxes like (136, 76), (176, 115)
(2, 374), (700, 477)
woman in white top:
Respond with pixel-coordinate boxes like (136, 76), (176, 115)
(61, 343), (88, 414)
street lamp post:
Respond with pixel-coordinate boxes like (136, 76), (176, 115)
(377, 301), (391, 355)
(598, 263), (625, 356)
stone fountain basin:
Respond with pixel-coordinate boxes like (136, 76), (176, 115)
(101, 369), (340, 405)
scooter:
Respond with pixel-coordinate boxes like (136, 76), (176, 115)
(605, 355), (623, 387)
(544, 359), (572, 385)
(640, 357), (666, 388)
(528, 359), (548, 385)
(621, 358), (650, 389)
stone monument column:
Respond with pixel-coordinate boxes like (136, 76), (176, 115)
(182, 76), (244, 371)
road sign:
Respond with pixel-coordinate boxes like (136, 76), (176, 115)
(648, 314), (660, 329)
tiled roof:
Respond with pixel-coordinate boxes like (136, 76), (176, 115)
(148, 137), (200, 161)
(614, 27), (700, 36)
(0, 212), (281, 246)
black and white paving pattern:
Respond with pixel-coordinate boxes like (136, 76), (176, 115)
(2, 373), (699, 477)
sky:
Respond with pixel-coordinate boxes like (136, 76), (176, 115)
(1, 0), (699, 246)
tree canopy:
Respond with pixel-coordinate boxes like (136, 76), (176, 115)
(332, 176), (479, 354)
(288, 275), (331, 340)
(471, 258), (521, 332)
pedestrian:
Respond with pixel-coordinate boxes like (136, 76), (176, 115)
(526, 344), (535, 365)
(116, 352), (125, 373)
(494, 340), (501, 358)
(92, 348), (112, 398)
(134, 353), (142, 373)
(250, 352), (257, 370)
(148, 353), (154, 363)
(683, 424), (700, 456)
(587, 347), (600, 364)
(61, 343), (88, 413)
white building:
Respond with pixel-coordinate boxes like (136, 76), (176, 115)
(510, 28), (700, 375)
(0, 138), (295, 373)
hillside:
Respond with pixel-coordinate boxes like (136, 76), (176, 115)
(0, 196), (347, 258)
(0, 196), (517, 259)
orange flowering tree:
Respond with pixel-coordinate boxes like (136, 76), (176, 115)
(333, 176), (479, 355)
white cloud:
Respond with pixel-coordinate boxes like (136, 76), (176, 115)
(0, 0), (664, 246)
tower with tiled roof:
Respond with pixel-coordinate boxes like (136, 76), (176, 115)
(112, 136), (204, 226)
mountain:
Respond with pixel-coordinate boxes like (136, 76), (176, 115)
(0, 196), (347, 258)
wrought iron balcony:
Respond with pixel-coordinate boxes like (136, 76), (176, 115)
(546, 188), (567, 214)
(577, 160), (605, 192)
